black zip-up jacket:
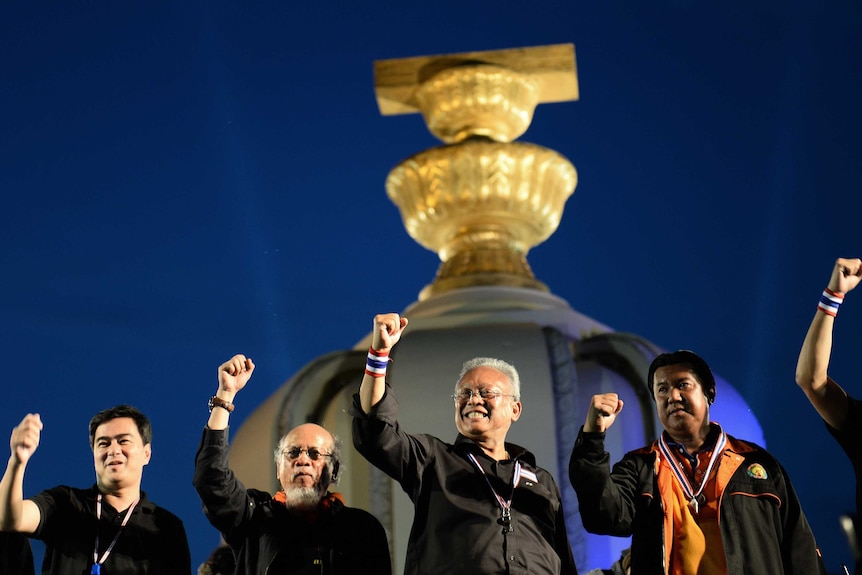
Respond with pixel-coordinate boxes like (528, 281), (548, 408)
(193, 427), (391, 575)
(351, 386), (577, 575)
(569, 426), (827, 575)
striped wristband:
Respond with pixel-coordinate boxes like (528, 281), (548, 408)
(818, 288), (844, 317)
(365, 347), (391, 378)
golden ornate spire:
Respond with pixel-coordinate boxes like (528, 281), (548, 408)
(375, 44), (579, 299)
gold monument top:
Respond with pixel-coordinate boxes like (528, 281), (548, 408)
(374, 43), (579, 116)
(375, 44), (579, 299)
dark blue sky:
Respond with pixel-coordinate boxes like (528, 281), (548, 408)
(3, 2), (861, 571)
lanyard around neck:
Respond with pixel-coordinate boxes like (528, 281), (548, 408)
(658, 429), (726, 514)
(92, 493), (139, 575)
(467, 452), (521, 533)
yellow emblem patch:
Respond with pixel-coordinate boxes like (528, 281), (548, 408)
(746, 463), (768, 479)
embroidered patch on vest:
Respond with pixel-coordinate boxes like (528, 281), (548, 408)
(746, 463), (768, 479)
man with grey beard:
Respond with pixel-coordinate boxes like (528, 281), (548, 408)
(193, 354), (392, 575)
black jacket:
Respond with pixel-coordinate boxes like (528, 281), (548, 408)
(569, 427), (826, 575)
(193, 427), (391, 575)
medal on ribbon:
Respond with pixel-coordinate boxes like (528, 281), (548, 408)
(658, 429), (726, 514)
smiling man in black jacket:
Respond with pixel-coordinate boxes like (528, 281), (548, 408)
(352, 312), (577, 575)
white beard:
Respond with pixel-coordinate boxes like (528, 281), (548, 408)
(283, 485), (321, 510)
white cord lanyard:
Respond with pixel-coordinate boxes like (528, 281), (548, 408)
(467, 452), (521, 533)
(658, 429), (726, 514)
(91, 493), (139, 575)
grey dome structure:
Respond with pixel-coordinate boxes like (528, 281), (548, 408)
(226, 44), (765, 573)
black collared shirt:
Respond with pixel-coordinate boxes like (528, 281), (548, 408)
(351, 385), (578, 575)
(827, 394), (862, 572)
(30, 484), (190, 575)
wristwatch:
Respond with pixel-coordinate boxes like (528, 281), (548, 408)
(208, 395), (235, 413)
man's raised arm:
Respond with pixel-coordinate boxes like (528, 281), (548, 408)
(359, 313), (407, 413)
(796, 257), (862, 429)
(0, 414), (44, 534)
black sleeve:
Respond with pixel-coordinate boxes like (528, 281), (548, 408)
(568, 427), (639, 536)
(192, 426), (262, 545)
(350, 387), (434, 497)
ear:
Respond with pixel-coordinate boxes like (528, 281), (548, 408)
(143, 444), (152, 465)
(706, 388), (716, 405)
(331, 459), (341, 483)
(510, 400), (522, 422)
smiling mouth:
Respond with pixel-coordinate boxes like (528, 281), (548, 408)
(464, 411), (488, 419)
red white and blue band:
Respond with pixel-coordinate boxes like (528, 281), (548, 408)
(365, 347), (390, 378)
(818, 288), (844, 317)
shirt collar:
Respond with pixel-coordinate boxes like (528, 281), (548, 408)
(663, 422), (722, 459)
(453, 434), (535, 465)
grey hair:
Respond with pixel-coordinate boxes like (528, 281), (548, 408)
(274, 430), (343, 486)
(455, 357), (521, 401)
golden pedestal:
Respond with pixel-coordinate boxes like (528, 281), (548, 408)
(374, 44), (580, 299)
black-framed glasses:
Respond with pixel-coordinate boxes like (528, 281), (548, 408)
(451, 388), (515, 403)
(282, 447), (332, 461)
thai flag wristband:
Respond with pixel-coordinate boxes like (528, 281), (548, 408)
(818, 288), (844, 317)
(365, 347), (391, 378)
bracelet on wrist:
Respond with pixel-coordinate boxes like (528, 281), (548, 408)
(208, 396), (235, 413)
(817, 288), (844, 317)
(365, 347), (391, 378)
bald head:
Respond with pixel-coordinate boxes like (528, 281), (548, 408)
(283, 423), (335, 450)
(273, 423), (342, 510)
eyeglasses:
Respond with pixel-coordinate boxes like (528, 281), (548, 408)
(451, 388), (515, 403)
(282, 447), (332, 461)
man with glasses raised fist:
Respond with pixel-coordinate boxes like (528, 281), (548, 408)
(352, 313), (578, 575)
(193, 354), (392, 575)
